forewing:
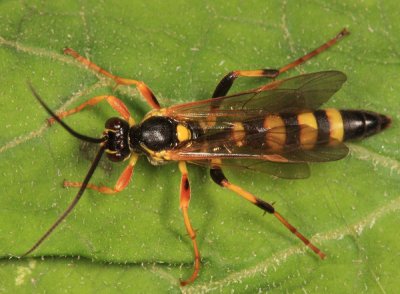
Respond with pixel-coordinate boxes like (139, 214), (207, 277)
(249, 70), (347, 112)
(166, 71), (347, 120)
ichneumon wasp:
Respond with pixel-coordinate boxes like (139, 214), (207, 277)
(22, 28), (391, 286)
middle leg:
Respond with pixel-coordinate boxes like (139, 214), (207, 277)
(178, 161), (201, 286)
(65, 154), (139, 194)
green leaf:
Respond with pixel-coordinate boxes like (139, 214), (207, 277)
(1, 1), (399, 293)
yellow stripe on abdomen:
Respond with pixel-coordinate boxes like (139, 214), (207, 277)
(325, 108), (344, 143)
(297, 112), (318, 149)
(264, 114), (286, 151)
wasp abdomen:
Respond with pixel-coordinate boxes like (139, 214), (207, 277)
(235, 109), (391, 152)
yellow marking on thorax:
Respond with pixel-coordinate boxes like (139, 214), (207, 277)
(264, 114), (286, 150)
(232, 122), (245, 147)
(177, 124), (191, 142)
(143, 108), (167, 120)
(139, 144), (171, 163)
(325, 108), (344, 143)
(297, 112), (318, 149)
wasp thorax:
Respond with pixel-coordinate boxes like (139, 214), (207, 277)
(129, 116), (178, 152)
(104, 117), (131, 162)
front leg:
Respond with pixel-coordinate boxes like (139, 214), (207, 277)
(64, 48), (161, 109)
(48, 95), (134, 126)
(65, 155), (138, 194)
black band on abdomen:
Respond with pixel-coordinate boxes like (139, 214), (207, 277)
(314, 110), (330, 144)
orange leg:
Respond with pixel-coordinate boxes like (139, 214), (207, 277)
(212, 28), (349, 98)
(278, 28), (349, 74)
(64, 48), (160, 109)
(178, 161), (201, 286)
(210, 166), (325, 259)
(64, 154), (138, 194)
(48, 95), (134, 125)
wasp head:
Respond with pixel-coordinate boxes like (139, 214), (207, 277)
(104, 117), (131, 162)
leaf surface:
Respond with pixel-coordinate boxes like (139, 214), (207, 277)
(0, 1), (399, 293)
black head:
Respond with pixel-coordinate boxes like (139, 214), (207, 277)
(104, 117), (131, 162)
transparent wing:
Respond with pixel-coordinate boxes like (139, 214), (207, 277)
(189, 159), (311, 179)
(166, 71), (347, 121)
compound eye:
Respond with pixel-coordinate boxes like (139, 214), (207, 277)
(105, 117), (126, 130)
